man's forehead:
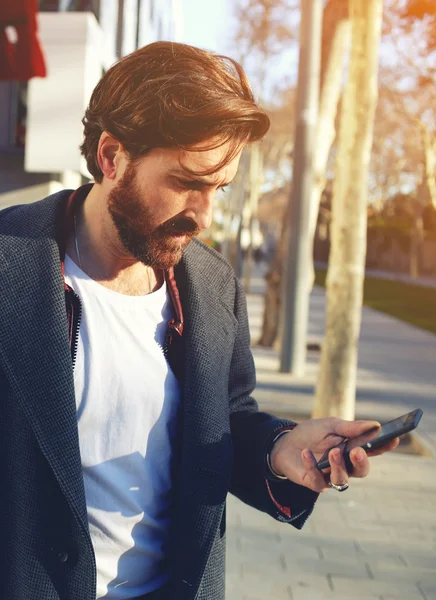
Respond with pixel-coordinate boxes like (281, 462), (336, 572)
(168, 166), (235, 186)
(177, 144), (243, 181)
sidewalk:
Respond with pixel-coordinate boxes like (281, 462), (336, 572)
(226, 268), (436, 600)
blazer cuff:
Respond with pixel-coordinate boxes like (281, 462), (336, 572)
(265, 425), (296, 481)
(264, 423), (319, 528)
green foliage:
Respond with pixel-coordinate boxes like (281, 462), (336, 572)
(367, 222), (412, 254)
(367, 192), (436, 253)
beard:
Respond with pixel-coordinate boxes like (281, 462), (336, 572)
(107, 163), (200, 270)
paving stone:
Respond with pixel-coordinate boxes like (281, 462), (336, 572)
(382, 596), (428, 600)
(367, 555), (436, 579)
(227, 569), (293, 600)
(312, 523), (393, 542)
(290, 589), (382, 600)
(280, 545), (322, 562)
(286, 574), (333, 595)
(237, 553), (287, 575)
(362, 554), (405, 571)
(330, 576), (423, 597)
(317, 543), (361, 562)
(277, 537), (324, 560)
(419, 577), (436, 600)
(390, 532), (436, 547)
(401, 552), (436, 571)
(360, 541), (436, 562)
(238, 528), (279, 545)
(294, 556), (371, 579)
(376, 520), (427, 532)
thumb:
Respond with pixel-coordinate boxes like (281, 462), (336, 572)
(333, 419), (380, 439)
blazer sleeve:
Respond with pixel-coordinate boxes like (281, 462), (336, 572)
(228, 276), (318, 530)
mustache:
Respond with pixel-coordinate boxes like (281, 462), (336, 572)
(158, 216), (200, 237)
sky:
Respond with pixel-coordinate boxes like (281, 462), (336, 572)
(179, 0), (234, 54)
(178, 0), (299, 103)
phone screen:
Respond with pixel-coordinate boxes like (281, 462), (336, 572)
(344, 410), (420, 453)
(316, 409), (422, 470)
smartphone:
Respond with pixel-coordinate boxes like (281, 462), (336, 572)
(316, 408), (423, 472)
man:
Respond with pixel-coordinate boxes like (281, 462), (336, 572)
(0, 42), (397, 600)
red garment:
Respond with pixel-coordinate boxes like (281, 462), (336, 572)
(0, 0), (47, 81)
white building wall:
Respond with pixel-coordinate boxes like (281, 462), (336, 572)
(137, 0), (153, 48)
(122, 0), (140, 57)
(155, 0), (183, 41)
(137, 0), (183, 47)
(98, 0), (118, 68)
(25, 13), (105, 176)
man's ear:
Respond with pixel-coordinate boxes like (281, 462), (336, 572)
(97, 132), (124, 180)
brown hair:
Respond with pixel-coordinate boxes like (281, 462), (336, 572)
(80, 41), (270, 182)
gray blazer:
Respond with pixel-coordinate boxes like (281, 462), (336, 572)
(0, 191), (317, 600)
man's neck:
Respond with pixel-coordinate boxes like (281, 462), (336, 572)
(66, 185), (161, 296)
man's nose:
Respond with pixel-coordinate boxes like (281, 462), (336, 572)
(190, 190), (214, 230)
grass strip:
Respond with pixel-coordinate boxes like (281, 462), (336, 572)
(314, 269), (436, 335)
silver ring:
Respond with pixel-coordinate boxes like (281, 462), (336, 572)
(329, 481), (349, 492)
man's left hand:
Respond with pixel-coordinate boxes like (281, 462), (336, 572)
(269, 418), (399, 493)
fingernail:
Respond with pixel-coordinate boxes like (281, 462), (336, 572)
(303, 449), (313, 461)
(355, 449), (365, 461)
(331, 450), (341, 463)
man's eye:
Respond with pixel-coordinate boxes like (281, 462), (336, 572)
(177, 179), (192, 188)
(176, 179), (227, 192)
(177, 179), (202, 190)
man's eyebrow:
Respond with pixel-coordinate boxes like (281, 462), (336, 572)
(169, 170), (233, 187)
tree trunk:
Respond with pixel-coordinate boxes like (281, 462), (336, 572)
(312, 0), (383, 420)
(409, 213), (424, 279)
(257, 0), (351, 348)
(307, 0), (351, 292)
(243, 143), (263, 293)
(409, 185), (425, 279)
(225, 151), (250, 276)
(417, 120), (436, 210)
(257, 191), (290, 347)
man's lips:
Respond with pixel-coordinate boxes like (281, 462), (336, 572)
(171, 233), (191, 244)
(164, 218), (200, 238)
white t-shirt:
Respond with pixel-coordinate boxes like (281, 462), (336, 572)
(64, 255), (181, 599)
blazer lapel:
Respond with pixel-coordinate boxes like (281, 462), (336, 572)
(171, 243), (238, 598)
(0, 201), (89, 533)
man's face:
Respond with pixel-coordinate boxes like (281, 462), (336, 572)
(107, 141), (242, 270)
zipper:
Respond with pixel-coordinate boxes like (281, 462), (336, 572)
(64, 285), (97, 597)
(65, 286), (83, 370)
(163, 319), (176, 359)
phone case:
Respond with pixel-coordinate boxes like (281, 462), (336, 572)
(316, 408), (423, 471)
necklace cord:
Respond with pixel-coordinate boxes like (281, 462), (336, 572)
(74, 212), (153, 293)
(74, 213), (82, 270)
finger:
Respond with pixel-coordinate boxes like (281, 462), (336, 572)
(333, 419), (381, 439)
(366, 437), (400, 457)
(301, 449), (330, 493)
(329, 448), (349, 487)
(348, 447), (370, 478)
